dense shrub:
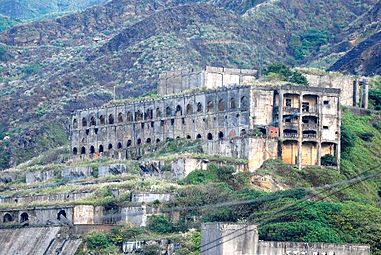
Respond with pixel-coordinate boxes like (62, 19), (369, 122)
(142, 244), (161, 255)
(289, 29), (328, 61)
(147, 215), (174, 234)
(264, 63), (308, 85)
(321, 154), (336, 166)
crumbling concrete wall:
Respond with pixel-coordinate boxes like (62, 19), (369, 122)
(257, 241), (370, 255)
(98, 164), (128, 177)
(130, 192), (176, 203)
(158, 66), (257, 96)
(0, 227), (81, 255)
(62, 166), (93, 180)
(26, 170), (56, 184)
(0, 192), (93, 205)
(201, 223), (258, 255)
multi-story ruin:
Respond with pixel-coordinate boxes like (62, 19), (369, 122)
(71, 66), (369, 170)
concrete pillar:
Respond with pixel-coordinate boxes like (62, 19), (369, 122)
(317, 142), (321, 166)
(298, 94), (303, 169)
(363, 79), (369, 109)
(337, 95), (342, 172)
(278, 90), (284, 138)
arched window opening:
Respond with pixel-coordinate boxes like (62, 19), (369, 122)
(135, 110), (143, 121)
(57, 210), (67, 220)
(166, 106), (172, 117)
(196, 134), (202, 140)
(197, 102), (203, 112)
(118, 113), (123, 123)
(241, 96), (248, 109)
(156, 138), (161, 143)
(81, 147), (86, 155)
(207, 101), (214, 112)
(146, 109), (153, 120)
(218, 99), (225, 111)
(230, 98), (236, 109)
(117, 142), (122, 149)
(90, 116), (96, 126)
(99, 145), (104, 153)
(218, 131), (224, 140)
(100, 115), (105, 125)
(207, 133), (213, 140)
(126, 112), (133, 121)
(72, 147), (78, 155)
(186, 135), (191, 139)
(127, 140), (132, 147)
(156, 108), (162, 118)
(20, 212), (29, 223)
(137, 138), (142, 145)
(108, 144), (113, 150)
(90, 146), (95, 154)
(73, 119), (78, 129)
(146, 138), (151, 144)
(186, 104), (193, 115)
(108, 114), (114, 124)
(82, 117), (87, 127)
(240, 129), (247, 136)
(3, 213), (13, 223)
(175, 105), (182, 116)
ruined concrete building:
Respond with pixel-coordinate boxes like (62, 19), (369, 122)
(71, 66), (369, 170)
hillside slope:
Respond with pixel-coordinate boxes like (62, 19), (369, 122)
(0, 0), (379, 168)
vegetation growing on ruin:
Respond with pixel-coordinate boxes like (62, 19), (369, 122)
(262, 63), (309, 86)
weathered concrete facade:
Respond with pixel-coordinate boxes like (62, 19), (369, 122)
(201, 223), (370, 255)
(71, 83), (340, 170)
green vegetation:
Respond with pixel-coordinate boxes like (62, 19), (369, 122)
(263, 63), (308, 86)
(0, 14), (19, 32)
(289, 29), (329, 61)
(0, 45), (10, 62)
(20, 62), (42, 76)
(369, 76), (381, 110)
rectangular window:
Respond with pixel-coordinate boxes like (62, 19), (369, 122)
(323, 100), (329, 105)
(302, 102), (309, 112)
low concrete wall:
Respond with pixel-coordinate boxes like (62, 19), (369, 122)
(26, 170), (56, 184)
(130, 192), (176, 203)
(98, 164), (128, 177)
(257, 241), (370, 255)
(62, 166), (93, 180)
(0, 192), (93, 205)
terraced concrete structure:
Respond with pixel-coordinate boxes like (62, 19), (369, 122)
(71, 67), (343, 169)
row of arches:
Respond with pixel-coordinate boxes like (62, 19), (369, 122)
(73, 96), (248, 128)
(3, 212), (29, 225)
(73, 129), (248, 155)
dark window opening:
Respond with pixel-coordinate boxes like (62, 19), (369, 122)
(323, 126), (329, 130)
(207, 101), (214, 112)
(108, 114), (114, 124)
(137, 138), (142, 145)
(151, 122), (154, 128)
(156, 138), (161, 143)
(94, 128), (98, 134)
(285, 98), (292, 107)
(197, 102), (203, 112)
(118, 113), (123, 123)
(156, 108), (162, 118)
(186, 135), (191, 139)
(196, 134), (202, 139)
(57, 210), (67, 220)
(166, 106), (172, 117)
(108, 144), (113, 150)
(241, 96), (248, 109)
(82, 117), (87, 127)
(135, 111), (143, 121)
(72, 147), (78, 155)
(302, 102), (310, 112)
(100, 115), (105, 125)
(90, 146), (95, 154)
(99, 145), (104, 153)
(146, 109), (153, 120)
(117, 142), (122, 149)
(86, 129), (89, 135)
(218, 131), (224, 140)
(3, 213), (13, 223)
(90, 116), (96, 126)
(161, 120), (165, 127)
(186, 104), (193, 115)
(218, 99), (225, 111)
(324, 100), (329, 105)
(176, 105), (182, 116)
(20, 212), (29, 223)
(141, 123), (145, 129)
(171, 119), (175, 126)
(207, 133), (213, 140)
(81, 147), (86, 155)
(241, 129), (247, 136)
(127, 140), (132, 147)
(146, 138), (151, 144)
(182, 118), (185, 125)
(73, 119), (78, 129)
